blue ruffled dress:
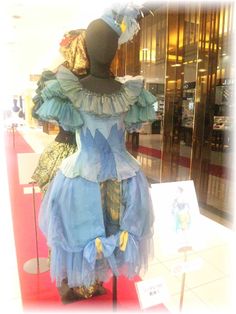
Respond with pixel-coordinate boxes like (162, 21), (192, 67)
(37, 65), (157, 288)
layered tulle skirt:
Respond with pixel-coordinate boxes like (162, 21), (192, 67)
(39, 170), (154, 288)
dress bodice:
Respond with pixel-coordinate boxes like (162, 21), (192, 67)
(36, 65), (157, 182)
(60, 112), (139, 182)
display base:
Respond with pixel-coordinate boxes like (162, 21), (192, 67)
(23, 257), (49, 274)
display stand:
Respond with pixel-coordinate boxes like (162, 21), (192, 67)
(178, 246), (192, 312)
(112, 275), (117, 311)
(17, 153), (49, 274)
(12, 123), (16, 148)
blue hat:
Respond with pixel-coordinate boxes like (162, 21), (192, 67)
(100, 2), (142, 45)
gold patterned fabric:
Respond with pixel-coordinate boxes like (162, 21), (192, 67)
(32, 141), (77, 193)
(59, 29), (89, 76)
(100, 179), (121, 234)
(72, 280), (105, 299)
(58, 279), (105, 303)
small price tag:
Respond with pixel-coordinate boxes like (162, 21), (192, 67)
(135, 277), (169, 309)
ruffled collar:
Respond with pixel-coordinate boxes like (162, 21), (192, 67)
(56, 65), (144, 116)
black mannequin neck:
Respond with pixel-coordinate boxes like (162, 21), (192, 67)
(90, 61), (111, 79)
(80, 74), (121, 94)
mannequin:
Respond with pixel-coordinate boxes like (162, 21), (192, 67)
(36, 14), (156, 306)
(57, 20), (123, 303)
(80, 19), (121, 94)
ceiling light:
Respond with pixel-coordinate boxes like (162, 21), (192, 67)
(198, 69), (206, 72)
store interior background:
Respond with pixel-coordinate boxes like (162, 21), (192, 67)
(0, 0), (235, 313)
(111, 1), (234, 229)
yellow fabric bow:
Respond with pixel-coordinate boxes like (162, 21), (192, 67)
(95, 238), (103, 254)
(119, 231), (129, 251)
(120, 20), (127, 33)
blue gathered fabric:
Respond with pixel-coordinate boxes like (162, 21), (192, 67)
(39, 171), (154, 288)
(36, 65), (156, 131)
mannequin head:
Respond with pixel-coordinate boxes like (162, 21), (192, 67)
(85, 19), (119, 78)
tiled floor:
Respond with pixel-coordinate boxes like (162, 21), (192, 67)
(145, 216), (235, 313)
(5, 125), (235, 313)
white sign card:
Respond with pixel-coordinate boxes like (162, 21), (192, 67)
(135, 277), (170, 309)
(151, 180), (202, 254)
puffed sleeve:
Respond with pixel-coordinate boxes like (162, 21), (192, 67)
(123, 79), (157, 132)
(35, 79), (83, 131)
